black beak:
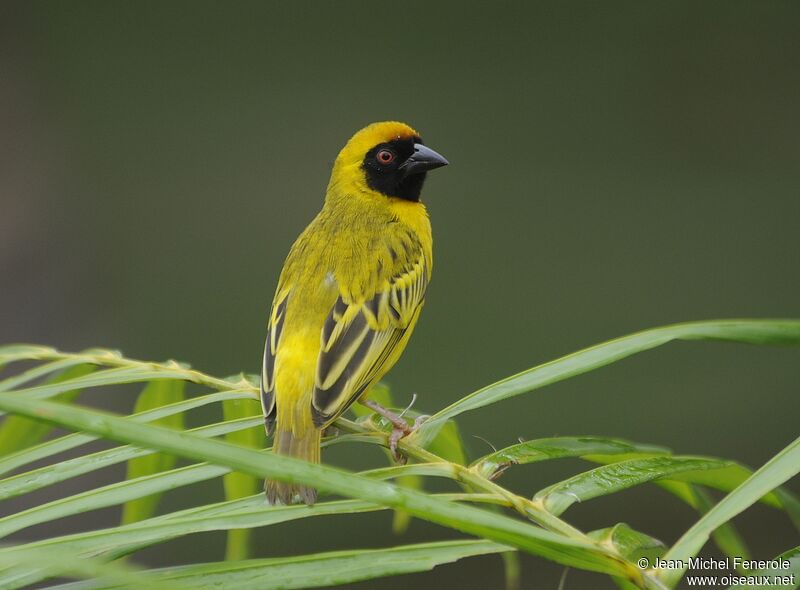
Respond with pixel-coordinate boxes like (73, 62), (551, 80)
(400, 144), (449, 178)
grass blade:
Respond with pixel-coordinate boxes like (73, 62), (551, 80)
(471, 437), (669, 480)
(0, 417), (261, 500)
(657, 436), (800, 587)
(656, 481), (752, 568)
(222, 396), (265, 560)
(414, 319), (800, 444)
(693, 486), (752, 570)
(0, 345), (62, 365)
(0, 358), (90, 392)
(587, 457), (793, 514)
(0, 463), (227, 539)
(0, 422), (361, 530)
(0, 345), (245, 392)
(46, 540), (508, 590)
(733, 545), (799, 590)
(1, 495), (494, 588)
(534, 457), (732, 516)
(588, 523), (665, 562)
(13, 497), (388, 557)
(0, 393), (649, 583)
(0, 546), (187, 590)
(121, 380), (185, 525)
(0, 364), (94, 454)
(0, 390), (252, 477)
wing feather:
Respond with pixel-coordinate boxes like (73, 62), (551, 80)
(311, 252), (428, 426)
(261, 292), (288, 435)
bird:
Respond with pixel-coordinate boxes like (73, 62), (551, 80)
(260, 121), (448, 505)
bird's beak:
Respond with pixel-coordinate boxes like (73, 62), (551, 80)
(400, 144), (449, 177)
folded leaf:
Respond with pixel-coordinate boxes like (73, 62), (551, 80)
(535, 456), (731, 516)
(471, 436), (669, 480)
(588, 523), (665, 562)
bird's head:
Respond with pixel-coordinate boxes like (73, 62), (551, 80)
(329, 121), (448, 203)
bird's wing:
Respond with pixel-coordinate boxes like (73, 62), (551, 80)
(311, 251), (428, 427)
(260, 289), (289, 435)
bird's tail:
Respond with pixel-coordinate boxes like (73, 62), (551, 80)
(265, 424), (321, 505)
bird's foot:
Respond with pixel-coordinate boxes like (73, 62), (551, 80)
(363, 398), (429, 464)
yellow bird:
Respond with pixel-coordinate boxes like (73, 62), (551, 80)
(261, 121), (448, 504)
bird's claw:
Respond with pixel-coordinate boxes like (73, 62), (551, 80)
(389, 428), (407, 465)
(363, 399), (428, 465)
(388, 414), (430, 464)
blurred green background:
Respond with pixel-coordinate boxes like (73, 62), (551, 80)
(1, 2), (798, 588)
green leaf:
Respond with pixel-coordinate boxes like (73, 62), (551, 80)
(471, 437), (669, 480)
(658, 436), (800, 587)
(0, 393), (650, 584)
(156, 540), (508, 590)
(48, 540), (508, 590)
(588, 455), (795, 516)
(0, 463), (229, 539)
(13, 497), (392, 560)
(0, 346), (243, 403)
(593, 525), (666, 590)
(391, 474), (422, 534)
(427, 419), (467, 465)
(414, 319), (800, 445)
(0, 545), (187, 590)
(0, 358), (91, 392)
(501, 550), (521, 590)
(0, 364), (94, 455)
(774, 488), (800, 531)
(0, 367), (192, 412)
(0, 432), (366, 541)
(3, 494), (496, 588)
(588, 523), (665, 562)
(121, 380), (185, 525)
(534, 456), (732, 516)
(222, 395), (265, 560)
(688, 485), (751, 569)
(0, 344), (60, 364)
(0, 390), (253, 478)
(613, 579), (642, 590)
(666, 464), (784, 509)
(0, 416), (261, 501)
(620, 478), (753, 570)
(733, 545), (799, 590)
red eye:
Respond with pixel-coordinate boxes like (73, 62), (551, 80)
(376, 149), (395, 164)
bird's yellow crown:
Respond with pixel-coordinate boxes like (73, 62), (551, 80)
(335, 121), (420, 168)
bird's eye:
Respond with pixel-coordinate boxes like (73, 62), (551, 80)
(376, 149), (395, 165)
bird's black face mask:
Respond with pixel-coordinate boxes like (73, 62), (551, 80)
(362, 137), (448, 202)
